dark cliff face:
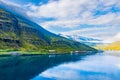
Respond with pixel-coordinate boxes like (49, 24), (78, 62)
(0, 8), (96, 52)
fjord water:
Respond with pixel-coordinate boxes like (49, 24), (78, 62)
(0, 52), (120, 80)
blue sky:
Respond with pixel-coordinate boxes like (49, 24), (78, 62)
(0, 0), (120, 42)
(4, 0), (48, 5)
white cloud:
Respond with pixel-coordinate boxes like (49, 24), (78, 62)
(39, 12), (120, 31)
(0, 0), (30, 19)
(25, 0), (120, 41)
(0, 0), (120, 41)
(108, 33), (120, 42)
(40, 19), (84, 28)
(26, 0), (84, 19)
(88, 13), (120, 25)
(62, 26), (120, 41)
(114, 33), (120, 40)
(32, 54), (120, 80)
(0, 0), (21, 7)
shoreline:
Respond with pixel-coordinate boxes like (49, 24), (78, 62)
(0, 51), (98, 57)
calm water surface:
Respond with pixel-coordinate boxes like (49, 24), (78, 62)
(0, 51), (120, 80)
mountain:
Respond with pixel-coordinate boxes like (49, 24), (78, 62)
(0, 1), (28, 19)
(60, 34), (103, 46)
(0, 7), (96, 53)
(95, 41), (120, 50)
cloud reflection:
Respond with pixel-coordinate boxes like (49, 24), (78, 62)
(32, 54), (120, 80)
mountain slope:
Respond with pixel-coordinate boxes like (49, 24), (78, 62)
(0, 8), (96, 53)
(95, 41), (120, 50)
(61, 34), (103, 46)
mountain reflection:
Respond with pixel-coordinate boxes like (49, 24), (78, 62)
(0, 53), (93, 80)
(32, 53), (120, 80)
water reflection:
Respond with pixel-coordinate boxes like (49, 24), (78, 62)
(0, 53), (91, 80)
(32, 53), (120, 80)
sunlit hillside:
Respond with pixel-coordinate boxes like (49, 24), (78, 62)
(0, 8), (96, 53)
(95, 41), (120, 50)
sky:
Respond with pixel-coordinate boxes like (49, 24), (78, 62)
(0, 0), (120, 42)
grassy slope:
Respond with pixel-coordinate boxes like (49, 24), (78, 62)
(0, 8), (97, 54)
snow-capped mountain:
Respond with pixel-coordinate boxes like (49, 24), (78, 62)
(60, 34), (104, 46)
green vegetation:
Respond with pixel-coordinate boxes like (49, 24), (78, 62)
(0, 8), (97, 54)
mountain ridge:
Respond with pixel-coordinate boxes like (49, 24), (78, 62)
(0, 7), (96, 53)
(60, 34), (104, 46)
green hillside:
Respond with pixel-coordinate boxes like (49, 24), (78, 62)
(0, 8), (96, 54)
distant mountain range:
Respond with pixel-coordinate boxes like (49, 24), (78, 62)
(62, 34), (120, 51)
(60, 34), (104, 46)
(0, 6), (96, 53)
